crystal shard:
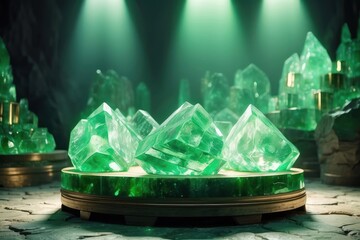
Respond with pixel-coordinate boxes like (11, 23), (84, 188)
(234, 64), (270, 113)
(136, 102), (225, 175)
(83, 69), (134, 117)
(300, 32), (332, 90)
(336, 23), (351, 61)
(129, 109), (159, 139)
(202, 73), (229, 115)
(223, 105), (300, 172)
(69, 103), (139, 172)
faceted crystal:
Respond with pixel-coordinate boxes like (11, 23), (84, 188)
(234, 64), (270, 113)
(129, 109), (159, 139)
(202, 73), (229, 115)
(69, 103), (140, 172)
(214, 108), (239, 124)
(135, 82), (151, 112)
(136, 102), (225, 175)
(300, 32), (332, 90)
(223, 105), (300, 172)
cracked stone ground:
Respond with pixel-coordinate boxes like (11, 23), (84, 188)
(0, 178), (360, 240)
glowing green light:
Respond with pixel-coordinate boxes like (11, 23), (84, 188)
(66, 0), (144, 77)
(257, 0), (312, 52)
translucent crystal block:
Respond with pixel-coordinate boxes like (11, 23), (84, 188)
(135, 82), (150, 112)
(178, 78), (191, 106)
(203, 73), (229, 115)
(300, 32), (332, 90)
(130, 109), (159, 139)
(136, 102), (225, 175)
(234, 64), (270, 113)
(223, 105), (300, 172)
(69, 103), (139, 172)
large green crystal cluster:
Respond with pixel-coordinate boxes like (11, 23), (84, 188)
(136, 102), (226, 175)
(69, 101), (299, 174)
(271, 32), (335, 131)
(223, 105), (299, 172)
(69, 103), (140, 172)
(0, 38), (56, 154)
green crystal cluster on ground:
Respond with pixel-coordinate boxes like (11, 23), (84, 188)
(136, 102), (226, 175)
(69, 103), (140, 172)
(0, 37), (55, 154)
(223, 105), (299, 172)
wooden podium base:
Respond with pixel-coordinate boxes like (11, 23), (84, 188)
(0, 150), (69, 187)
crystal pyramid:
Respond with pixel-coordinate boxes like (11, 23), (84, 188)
(136, 102), (225, 175)
(223, 105), (300, 172)
(300, 32), (332, 90)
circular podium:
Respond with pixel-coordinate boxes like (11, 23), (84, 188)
(61, 166), (306, 226)
(0, 150), (69, 187)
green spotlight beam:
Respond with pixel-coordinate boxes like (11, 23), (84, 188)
(66, 0), (145, 81)
(163, 0), (245, 115)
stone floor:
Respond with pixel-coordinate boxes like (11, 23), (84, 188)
(1, 178), (360, 240)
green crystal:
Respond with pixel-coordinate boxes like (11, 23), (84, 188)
(202, 73), (229, 115)
(223, 105), (300, 172)
(228, 86), (251, 115)
(83, 69), (134, 117)
(178, 78), (191, 106)
(214, 108), (239, 124)
(336, 23), (351, 61)
(234, 64), (270, 113)
(0, 39), (55, 154)
(129, 109), (159, 139)
(213, 108), (238, 137)
(280, 108), (320, 131)
(135, 82), (151, 112)
(68, 103), (140, 172)
(300, 32), (332, 90)
(61, 166), (305, 198)
(0, 37), (15, 102)
(136, 102), (225, 175)
(278, 54), (300, 95)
